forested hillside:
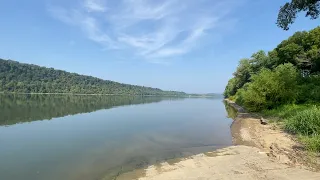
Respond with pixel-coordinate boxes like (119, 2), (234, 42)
(224, 26), (320, 152)
(0, 59), (186, 96)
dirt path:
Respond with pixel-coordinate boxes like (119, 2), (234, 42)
(115, 100), (320, 180)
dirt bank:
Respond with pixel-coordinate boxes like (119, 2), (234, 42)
(115, 100), (320, 180)
(228, 99), (320, 169)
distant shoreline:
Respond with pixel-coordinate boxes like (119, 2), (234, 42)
(0, 92), (181, 96)
(0, 92), (218, 98)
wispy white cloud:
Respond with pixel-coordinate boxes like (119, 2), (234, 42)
(83, 0), (107, 12)
(48, 0), (241, 63)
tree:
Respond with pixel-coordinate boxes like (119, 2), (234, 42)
(250, 50), (273, 72)
(277, 0), (320, 30)
(233, 59), (252, 88)
(224, 59), (252, 98)
(224, 78), (237, 97)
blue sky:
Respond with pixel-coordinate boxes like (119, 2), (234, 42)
(0, 0), (319, 93)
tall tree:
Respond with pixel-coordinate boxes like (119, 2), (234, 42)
(277, 0), (320, 30)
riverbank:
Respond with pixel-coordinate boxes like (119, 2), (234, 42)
(228, 99), (320, 169)
(114, 99), (320, 180)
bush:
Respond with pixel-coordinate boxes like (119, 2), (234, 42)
(235, 85), (267, 111)
(297, 75), (320, 103)
(235, 63), (298, 111)
(285, 106), (320, 136)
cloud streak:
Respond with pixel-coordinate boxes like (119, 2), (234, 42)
(83, 0), (107, 12)
(48, 0), (240, 63)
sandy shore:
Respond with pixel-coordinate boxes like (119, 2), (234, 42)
(114, 100), (320, 180)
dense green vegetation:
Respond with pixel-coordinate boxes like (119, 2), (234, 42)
(277, 0), (320, 30)
(224, 26), (320, 152)
(0, 94), (179, 126)
(0, 59), (186, 96)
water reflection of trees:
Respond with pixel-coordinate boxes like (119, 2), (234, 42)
(224, 101), (238, 119)
(0, 94), (179, 126)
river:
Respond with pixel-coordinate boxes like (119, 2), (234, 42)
(0, 94), (233, 180)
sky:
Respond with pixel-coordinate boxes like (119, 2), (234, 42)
(0, 0), (319, 93)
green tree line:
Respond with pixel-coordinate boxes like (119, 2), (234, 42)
(224, 26), (320, 111)
(0, 59), (186, 96)
(224, 26), (320, 152)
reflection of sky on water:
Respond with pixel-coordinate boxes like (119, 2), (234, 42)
(0, 98), (232, 180)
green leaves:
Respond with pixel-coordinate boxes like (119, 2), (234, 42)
(278, 43), (303, 65)
(234, 64), (298, 111)
(277, 0), (320, 30)
(224, 27), (320, 111)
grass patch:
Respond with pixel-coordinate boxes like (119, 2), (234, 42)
(262, 104), (313, 119)
(284, 106), (320, 153)
(299, 135), (320, 153)
(284, 106), (320, 136)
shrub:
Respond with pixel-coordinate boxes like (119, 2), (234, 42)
(285, 106), (320, 136)
(235, 85), (267, 111)
(235, 63), (299, 111)
(297, 75), (320, 103)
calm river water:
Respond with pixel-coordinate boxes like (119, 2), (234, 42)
(0, 94), (233, 180)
